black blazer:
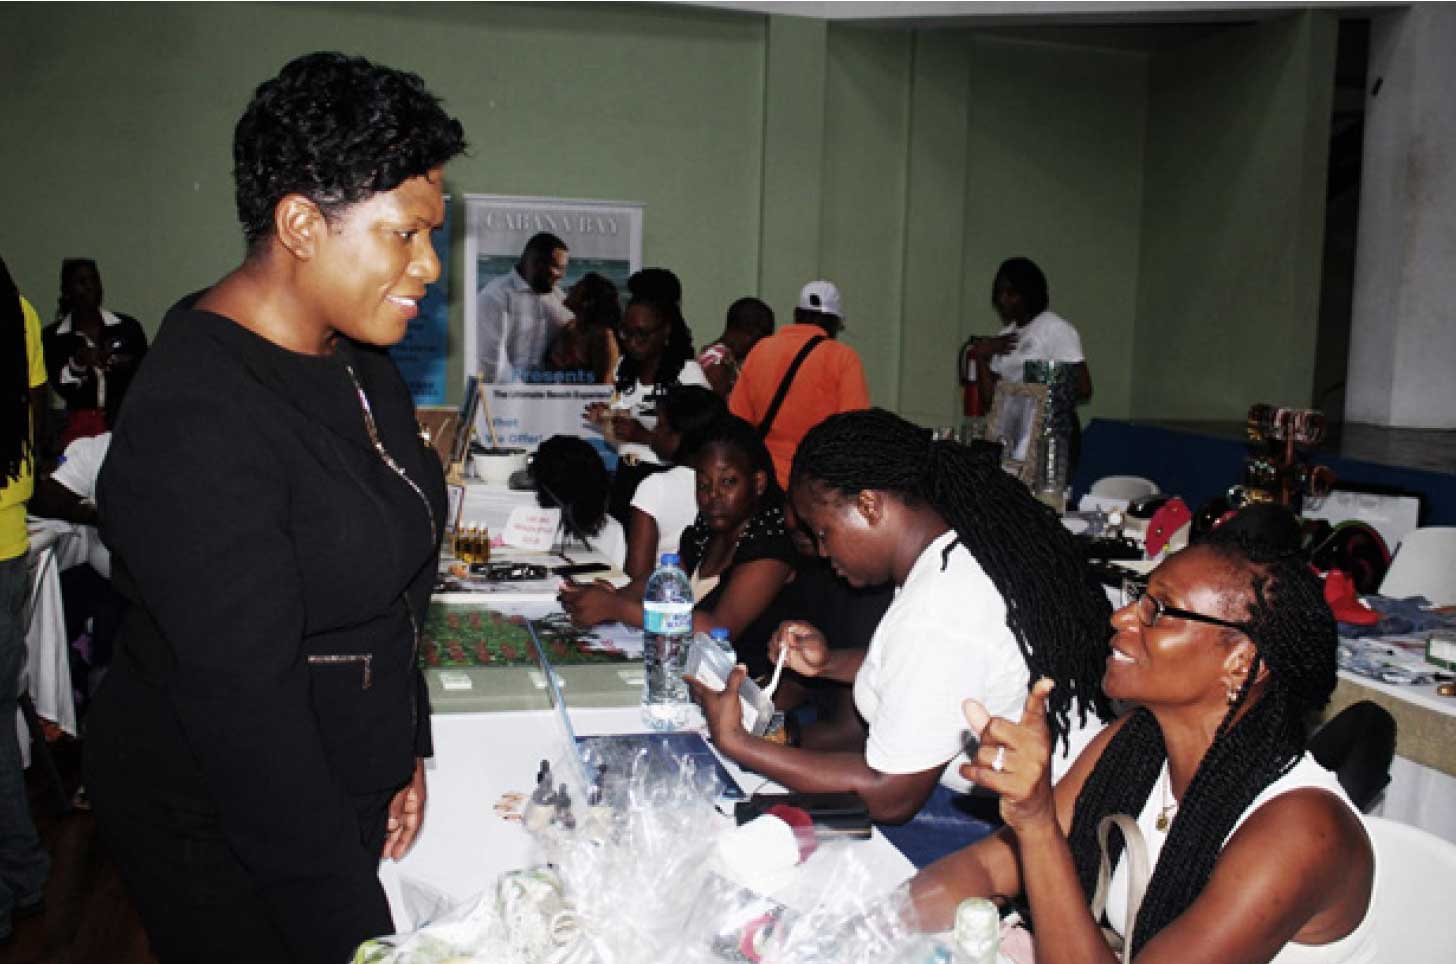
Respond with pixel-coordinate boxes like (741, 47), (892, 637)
(93, 304), (445, 962)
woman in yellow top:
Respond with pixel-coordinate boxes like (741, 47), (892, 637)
(0, 255), (51, 943)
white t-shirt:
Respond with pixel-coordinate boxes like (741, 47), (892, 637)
(584, 515), (628, 571)
(854, 530), (1030, 791)
(989, 309), (1085, 382)
(629, 465), (697, 559)
(47, 432), (113, 578)
(474, 268), (572, 383)
(51, 432), (111, 500)
(609, 359), (711, 464)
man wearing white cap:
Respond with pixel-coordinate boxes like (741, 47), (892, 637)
(730, 280), (869, 487)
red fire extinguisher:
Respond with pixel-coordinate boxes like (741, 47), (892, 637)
(959, 336), (984, 417)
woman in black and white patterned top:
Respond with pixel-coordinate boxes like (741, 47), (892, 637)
(561, 414), (796, 676)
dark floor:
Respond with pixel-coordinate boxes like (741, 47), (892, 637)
(1, 738), (154, 964)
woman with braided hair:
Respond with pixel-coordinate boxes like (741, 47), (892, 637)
(691, 408), (1111, 867)
(911, 528), (1377, 963)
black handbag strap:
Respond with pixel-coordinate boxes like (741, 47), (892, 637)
(758, 336), (826, 438)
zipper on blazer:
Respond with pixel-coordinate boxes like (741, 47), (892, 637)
(306, 653), (373, 690)
(343, 363), (437, 545)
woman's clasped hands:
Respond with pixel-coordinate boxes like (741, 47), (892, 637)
(961, 678), (1058, 832)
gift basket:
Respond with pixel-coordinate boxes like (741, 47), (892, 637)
(354, 740), (959, 964)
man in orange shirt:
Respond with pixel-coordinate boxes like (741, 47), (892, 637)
(729, 280), (870, 488)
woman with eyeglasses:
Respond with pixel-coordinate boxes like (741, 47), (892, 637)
(584, 268), (709, 524)
(910, 526), (1377, 963)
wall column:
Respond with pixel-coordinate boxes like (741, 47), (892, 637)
(757, 14), (828, 313)
(1346, 5), (1456, 429)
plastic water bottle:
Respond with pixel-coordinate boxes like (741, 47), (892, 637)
(709, 626), (735, 660)
(641, 553), (695, 729)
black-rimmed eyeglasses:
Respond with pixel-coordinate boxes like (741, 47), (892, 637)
(1121, 579), (1248, 633)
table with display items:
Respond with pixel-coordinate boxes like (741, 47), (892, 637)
(384, 581), (916, 930)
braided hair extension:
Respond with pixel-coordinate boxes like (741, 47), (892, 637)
(1066, 532), (1337, 955)
(613, 294), (695, 395)
(2, 257), (33, 483)
(789, 408), (1112, 750)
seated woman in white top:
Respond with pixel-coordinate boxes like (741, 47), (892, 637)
(529, 435), (626, 569)
(690, 409), (1111, 851)
(912, 529), (1377, 963)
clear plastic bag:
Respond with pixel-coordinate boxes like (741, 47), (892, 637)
(358, 743), (949, 963)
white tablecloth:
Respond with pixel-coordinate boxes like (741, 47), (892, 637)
(23, 524), (78, 738)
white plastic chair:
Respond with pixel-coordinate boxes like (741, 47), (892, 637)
(1363, 816), (1456, 956)
(1079, 475), (1161, 513)
(1089, 475), (1161, 501)
(1379, 526), (1456, 605)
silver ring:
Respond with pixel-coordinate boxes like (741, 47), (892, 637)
(992, 746), (1006, 773)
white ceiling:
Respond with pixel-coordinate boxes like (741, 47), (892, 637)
(670, 1), (1397, 28)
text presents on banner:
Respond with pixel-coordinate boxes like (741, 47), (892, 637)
(475, 384), (615, 467)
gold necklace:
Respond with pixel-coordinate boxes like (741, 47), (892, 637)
(1156, 767), (1178, 832)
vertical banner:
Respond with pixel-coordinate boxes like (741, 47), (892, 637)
(390, 199), (452, 404)
(463, 195), (643, 388)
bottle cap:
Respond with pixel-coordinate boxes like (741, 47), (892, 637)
(710, 627), (730, 640)
(660, 552), (680, 566)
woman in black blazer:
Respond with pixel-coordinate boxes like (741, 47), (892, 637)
(85, 53), (465, 964)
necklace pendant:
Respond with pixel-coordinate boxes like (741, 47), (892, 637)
(1156, 808), (1172, 832)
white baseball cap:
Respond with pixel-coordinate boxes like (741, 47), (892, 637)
(797, 280), (843, 318)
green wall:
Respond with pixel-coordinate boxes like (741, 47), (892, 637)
(1133, 12), (1337, 419)
(815, 27), (1149, 425)
(960, 34), (1148, 427)
(1, 1), (766, 400)
(1, 3), (1336, 421)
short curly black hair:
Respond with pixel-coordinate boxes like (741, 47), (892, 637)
(233, 52), (467, 250)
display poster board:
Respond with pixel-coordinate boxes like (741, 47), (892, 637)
(462, 194), (643, 387)
(475, 384), (616, 468)
(390, 198), (452, 405)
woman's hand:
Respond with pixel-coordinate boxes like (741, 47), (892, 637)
(686, 664), (749, 756)
(768, 621), (830, 677)
(558, 580), (620, 627)
(583, 401), (610, 425)
(972, 332), (1018, 360)
(961, 678), (1057, 833)
(381, 757), (427, 860)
